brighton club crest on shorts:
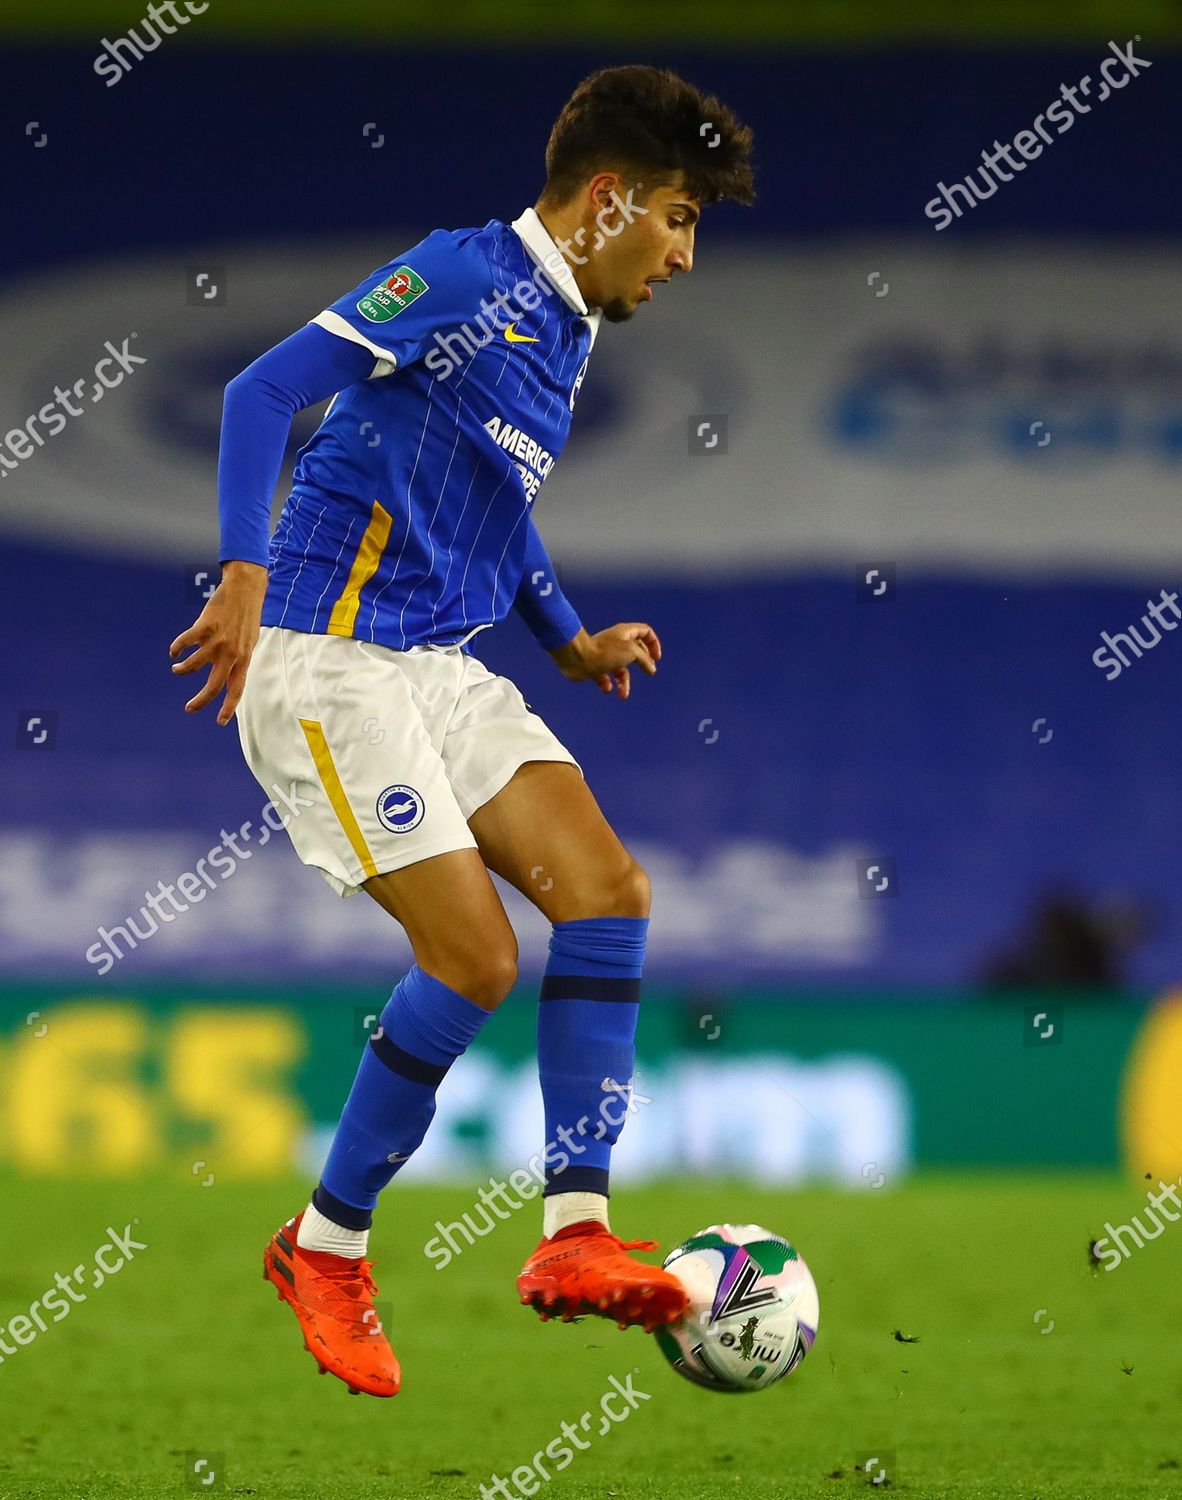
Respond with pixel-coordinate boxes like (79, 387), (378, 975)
(376, 785), (426, 834)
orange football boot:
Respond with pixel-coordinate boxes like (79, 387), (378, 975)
(517, 1221), (688, 1332)
(262, 1213), (400, 1397)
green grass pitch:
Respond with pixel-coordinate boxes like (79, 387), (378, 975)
(0, 1173), (1179, 1498)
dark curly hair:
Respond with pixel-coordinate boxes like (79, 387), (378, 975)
(541, 64), (756, 208)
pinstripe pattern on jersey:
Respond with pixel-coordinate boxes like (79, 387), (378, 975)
(260, 212), (601, 652)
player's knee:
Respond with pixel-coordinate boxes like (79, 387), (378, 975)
(480, 944), (520, 1008)
(428, 934), (518, 1011)
(618, 857), (652, 917)
(608, 857), (651, 919)
(562, 856), (651, 921)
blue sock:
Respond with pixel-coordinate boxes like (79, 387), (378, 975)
(537, 915), (648, 1198)
(315, 964), (492, 1229)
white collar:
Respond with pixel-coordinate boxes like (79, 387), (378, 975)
(510, 206), (591, 316)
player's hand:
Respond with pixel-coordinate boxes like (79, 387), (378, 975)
(169, 561), (269, 726)
(549, 623), (661, 699)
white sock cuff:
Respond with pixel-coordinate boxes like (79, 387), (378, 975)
(543, 1190), (610, 1239)
(296, 1200), (370, 1258)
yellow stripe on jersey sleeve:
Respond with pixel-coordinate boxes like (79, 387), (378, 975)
(327, 499), (394, 637)
(298, 717), (379, 880)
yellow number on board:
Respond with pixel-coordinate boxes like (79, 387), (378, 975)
(8, 1003), (155, 1172)
(166, 1009), (306, 1175)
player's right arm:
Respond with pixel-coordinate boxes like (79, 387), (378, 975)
(171, 236), (495, 723)
(169, 324), (377, 724)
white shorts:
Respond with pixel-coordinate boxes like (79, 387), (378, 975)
(236, 626), (582, 896)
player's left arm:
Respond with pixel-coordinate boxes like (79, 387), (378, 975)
(513, 513), (583, 650)
(551, 621), (661, 699)
(512, 514), (660, 698)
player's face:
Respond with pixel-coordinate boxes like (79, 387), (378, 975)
(586, 180), (699, 323)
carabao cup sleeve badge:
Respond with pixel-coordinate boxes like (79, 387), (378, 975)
(357, 266), (430, 323)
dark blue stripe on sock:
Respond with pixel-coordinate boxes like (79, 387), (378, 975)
(312, 1182), (373, 1231)
(370, 1029), (450, 1085)
(543, 1165), (611, 1198)
(539, 974), (642, 1003)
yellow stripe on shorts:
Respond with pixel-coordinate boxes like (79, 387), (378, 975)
(327, 499), (394, 637)
(298, 717), (379, 879)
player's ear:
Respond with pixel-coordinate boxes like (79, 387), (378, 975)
(586, 171), (623, 216)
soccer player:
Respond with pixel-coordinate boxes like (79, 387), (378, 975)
(170, 64), (754, 1397)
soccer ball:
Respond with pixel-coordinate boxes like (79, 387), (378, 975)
(654, 1223), (819, 1393)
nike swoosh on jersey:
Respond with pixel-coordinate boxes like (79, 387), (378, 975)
(503, 323), (539, 343)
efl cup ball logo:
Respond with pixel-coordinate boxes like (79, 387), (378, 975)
(376, 785), (425, 834)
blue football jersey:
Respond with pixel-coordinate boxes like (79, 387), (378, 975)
(260, 209), (600, 651)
